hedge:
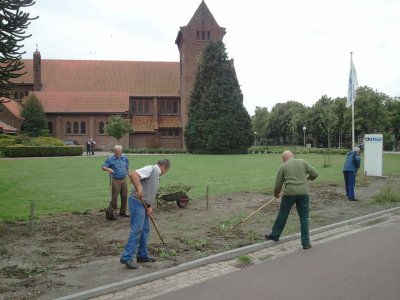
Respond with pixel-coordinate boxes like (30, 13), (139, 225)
(4, 145), (84, 157)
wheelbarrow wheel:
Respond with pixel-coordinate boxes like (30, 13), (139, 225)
(177, 196), (189, 208)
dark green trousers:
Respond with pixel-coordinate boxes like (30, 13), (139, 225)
(271, 194), (310, 246)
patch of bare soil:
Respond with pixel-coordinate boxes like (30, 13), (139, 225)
(0, 175), (398, 299)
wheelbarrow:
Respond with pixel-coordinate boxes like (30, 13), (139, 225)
(156, 184), (192, 208)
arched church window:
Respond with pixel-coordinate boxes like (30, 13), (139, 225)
(99, 122), (105, 134)
(73, 121), (79, 134)
(80, 122), (86, 134)
(66, 121), (72, 134)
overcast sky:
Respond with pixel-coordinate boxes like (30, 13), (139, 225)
(21, 0), (400, 114)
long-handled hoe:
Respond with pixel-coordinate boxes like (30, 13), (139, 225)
(236, 194), (281, 226)
(137, 196), (166, 245)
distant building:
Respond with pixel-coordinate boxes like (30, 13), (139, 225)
(0, 1), (227, 150)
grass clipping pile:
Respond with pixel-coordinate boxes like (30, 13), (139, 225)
(0, 176), (399, 299)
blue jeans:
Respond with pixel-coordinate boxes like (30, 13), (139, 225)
(343, 171), (356, 200)
(271, 195), (310, 247)
(120, 195), (150, 262)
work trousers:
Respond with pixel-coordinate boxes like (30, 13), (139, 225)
(343, 171), (356, 200)
(109, 178), (128, 214)
(271, 194), (310, 247)
(120, 196), (150, 262)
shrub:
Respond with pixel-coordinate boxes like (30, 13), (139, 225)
(29, 137), (64, 146)
(4, 146), (83, 157)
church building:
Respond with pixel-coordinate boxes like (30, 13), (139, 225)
(0, 1), (227, 150)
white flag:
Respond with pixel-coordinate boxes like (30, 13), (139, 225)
(347, 55), (359, 107)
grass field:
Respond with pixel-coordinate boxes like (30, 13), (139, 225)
(1, 153), (399, 220)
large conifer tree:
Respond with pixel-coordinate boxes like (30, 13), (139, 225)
(21, 94), (47, 136)
(0, 0), (37, 99)
(185, 41), (253, 154)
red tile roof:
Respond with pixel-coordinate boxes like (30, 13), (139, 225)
(15, 59), (180, 114)
(30, 92), (129, 113)
(20, 59), (180, 96)
(0, 98), (23, 118)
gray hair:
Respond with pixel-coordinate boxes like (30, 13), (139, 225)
(113, 145), (123, 151)
(353, 146), (360, 152)
(157, 159), (170, 168)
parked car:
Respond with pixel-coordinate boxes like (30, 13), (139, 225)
(63, 140), (80, 145)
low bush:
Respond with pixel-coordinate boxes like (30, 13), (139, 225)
(248, 145), (348, 155)
(4, 146), (83, 157)
(29, 137), (64, 146)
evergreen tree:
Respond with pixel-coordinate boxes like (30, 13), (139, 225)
(0, 0), (37, 99)
(105, 115), (131, 143)
(185, 40), (253, 154)
(20, 94), (47, 136)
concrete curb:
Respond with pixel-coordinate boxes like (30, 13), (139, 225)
(55, 206), (400, 300)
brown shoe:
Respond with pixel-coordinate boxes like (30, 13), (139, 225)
(105, 207), (117, 220)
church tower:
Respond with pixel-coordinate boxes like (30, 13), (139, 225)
(175, 1), (225, 147)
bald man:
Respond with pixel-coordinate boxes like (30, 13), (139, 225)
(265, 150), (318, 249)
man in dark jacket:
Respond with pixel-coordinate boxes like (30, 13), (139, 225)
(343, 146), (361, 201)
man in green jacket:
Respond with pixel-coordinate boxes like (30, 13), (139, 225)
(265, 150), (318, 249)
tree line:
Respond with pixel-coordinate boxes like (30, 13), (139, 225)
(252, 87), (400, 150)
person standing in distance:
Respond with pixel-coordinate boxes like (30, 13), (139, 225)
(265, 150), (318, 249)
(120, 159), (170, 269)
(101, 145), (130, 220)
(343, 146), (361, 201)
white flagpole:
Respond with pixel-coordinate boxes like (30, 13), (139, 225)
(351, 86), (355, 149)
(347, 52), (358, 149)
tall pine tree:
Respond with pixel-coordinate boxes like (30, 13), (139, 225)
(21, 94), (47, 137)
(0, 0), (37, 99)
(185, 40), (253, 154)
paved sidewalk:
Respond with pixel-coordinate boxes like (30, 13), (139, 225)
(55, 207), (400, 300)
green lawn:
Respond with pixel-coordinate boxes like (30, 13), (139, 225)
(1, 153), (399, 221)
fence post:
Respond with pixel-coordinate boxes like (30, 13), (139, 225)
(29, 200), (34, 236)
(206, 185), (209, 210)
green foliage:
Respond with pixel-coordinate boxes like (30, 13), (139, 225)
(372, 183), (400, 204)
(20, 95), (47, 137)
(252, 106), (269, 143)
(0, 0), (37, 95)
(179, 236), (210, 249)
(105, 115), (131, 142)
(253, 86), (400, 149)
(267, 101), (308, 145)
(238, 255), (253, 264)
(157, 183), (192, 200)
(124, 148), (187, 154)
(185, 40), (253, 154)
(4, 145), (83, 157)
(28, 137), (64, 146)
(0, 134), (16, 156)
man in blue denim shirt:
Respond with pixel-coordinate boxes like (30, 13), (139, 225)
(343, 146), (361, 201)
(120, 159), (170, 269)
(101, 145), (130, 220)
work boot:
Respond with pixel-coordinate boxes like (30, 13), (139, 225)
(120, 259), (140, 269)
(265, 234), (279, 242)
(137, 255), (156, 262)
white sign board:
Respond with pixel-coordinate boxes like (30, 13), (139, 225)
(364, 134), (383, 176)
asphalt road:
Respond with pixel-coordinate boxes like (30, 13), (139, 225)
(155, 218), (400, 300)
